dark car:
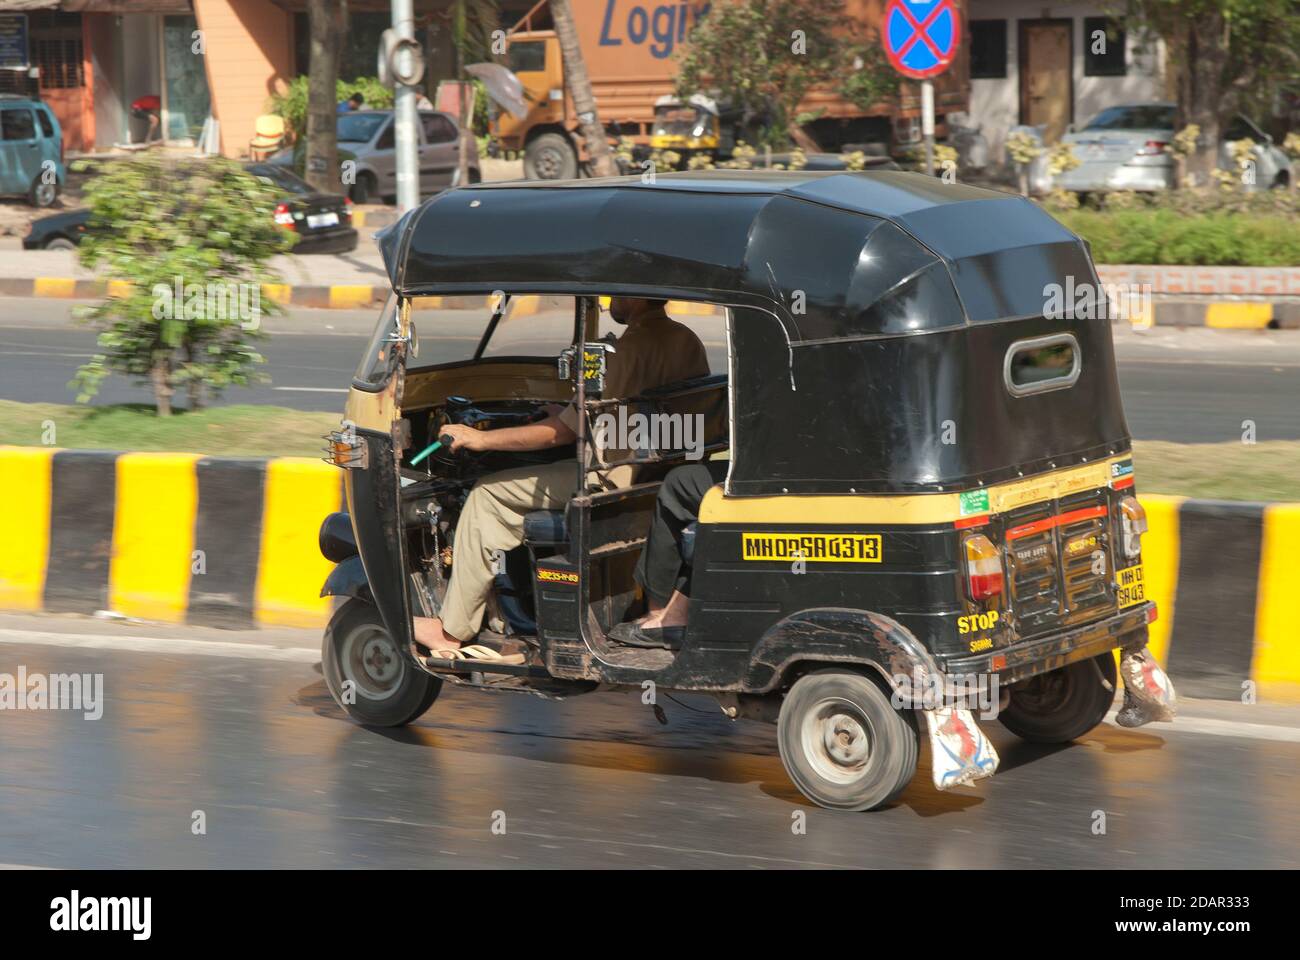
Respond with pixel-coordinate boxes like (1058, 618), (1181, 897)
(23, 163), (358, 254)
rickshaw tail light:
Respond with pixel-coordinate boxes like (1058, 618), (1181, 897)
(963, 534), (1004, 601)
(1120, 496), (1147, 559)
(322, 430), (368, 469)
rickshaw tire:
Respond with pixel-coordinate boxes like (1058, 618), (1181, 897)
(322, 599), (441, 727)
(777, 668), (919, 812)
(998, 652), (1117, 743)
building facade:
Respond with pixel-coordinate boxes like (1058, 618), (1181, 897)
(965, 0), (1168, 166)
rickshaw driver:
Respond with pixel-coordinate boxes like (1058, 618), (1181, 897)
(412, 296), (709, 661)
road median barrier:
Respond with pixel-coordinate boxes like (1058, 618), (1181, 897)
(0, 446), (1296, 699)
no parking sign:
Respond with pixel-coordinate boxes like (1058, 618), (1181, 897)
(882, 0), (961, 80)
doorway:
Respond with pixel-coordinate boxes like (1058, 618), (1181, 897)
(1019, 20), (1072, 143)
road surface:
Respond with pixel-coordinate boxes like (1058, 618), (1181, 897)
(1, 614), (1296, 869)
(0, 299), (1297, 442)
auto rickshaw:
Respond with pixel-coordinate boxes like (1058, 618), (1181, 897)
(649, 94), (731, 163)
(319, 170), (1176, 812)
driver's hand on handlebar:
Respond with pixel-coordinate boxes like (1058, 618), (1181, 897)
(440, 423), (489, 453)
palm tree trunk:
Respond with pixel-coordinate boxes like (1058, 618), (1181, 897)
(550, 0), (617, 177)
(305, 0), (347, 193)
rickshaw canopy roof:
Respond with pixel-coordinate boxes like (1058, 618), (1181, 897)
(378, 170), (1095, 340)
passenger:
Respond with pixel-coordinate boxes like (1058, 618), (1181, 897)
(608, 460), (729, 648)
(413, 297), (709, 662)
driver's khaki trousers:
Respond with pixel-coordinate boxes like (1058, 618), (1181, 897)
(437, 460), (579, 642)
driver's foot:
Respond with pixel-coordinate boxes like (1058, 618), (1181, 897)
(413, 616), (461, 653)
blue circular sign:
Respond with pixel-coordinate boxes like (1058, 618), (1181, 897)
(883, 0), (961, 80)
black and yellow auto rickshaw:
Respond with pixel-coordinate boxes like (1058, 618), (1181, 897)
(319, 170), (1176, 811)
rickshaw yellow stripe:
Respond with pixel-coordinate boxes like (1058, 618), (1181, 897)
(0, 447), (55, 610)
(1205, 303), (1271, 329)
(700, 456), (1132, 526)
(1253, 503), (1300, 700)
(108, 453), (201, 623)
(255, 458), (340, 628)
(1136, 494), (1182, 667)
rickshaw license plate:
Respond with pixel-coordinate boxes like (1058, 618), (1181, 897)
(1116, 564), (1146, 608)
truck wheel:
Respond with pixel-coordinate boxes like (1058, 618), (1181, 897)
(525, 133), (578, 180)
(777, 669), (918, 811)
(998, 652), (1117, 743)
(322, 598), (441, 727)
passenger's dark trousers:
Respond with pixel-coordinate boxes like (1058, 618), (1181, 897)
(635, 460), (730, 605)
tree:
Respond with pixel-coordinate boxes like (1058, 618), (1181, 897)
(1119, 0), (1300, 185)
(676, 0), (896, 148)
(304, 0), (349, 193)
(71, 157), (291, 416)
(551, 0), (618, 176)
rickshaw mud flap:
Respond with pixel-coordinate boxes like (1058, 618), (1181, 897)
(320, 555), (371, 602)
(1116, 647), (1177, 728)
(743, 607), (944, 704)
(924, 706), (1000, 790)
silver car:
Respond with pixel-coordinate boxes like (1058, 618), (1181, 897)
(1057, 102), (1292, 194)
(277, 109), (481, 204)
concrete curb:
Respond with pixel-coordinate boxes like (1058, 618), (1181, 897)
(3, 274), (1299, 325)
(1, 446), (1297, 700)
(2, 273), (1299, 323)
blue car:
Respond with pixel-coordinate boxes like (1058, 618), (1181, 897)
(0, 94), (64, 207)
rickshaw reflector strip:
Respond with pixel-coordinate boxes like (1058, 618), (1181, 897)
(963, 534), (1004, 600)
(1005, 505), (1107, 541)
(1112, 475), (1135, 490)
(954, 515), (989, 530)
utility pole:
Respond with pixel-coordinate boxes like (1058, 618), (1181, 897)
(392, 0), (421, 211)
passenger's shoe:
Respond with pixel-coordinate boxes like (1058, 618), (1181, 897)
(607, 621), (683, 650)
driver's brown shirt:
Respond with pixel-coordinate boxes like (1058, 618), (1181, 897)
(558, 309), (709, 487)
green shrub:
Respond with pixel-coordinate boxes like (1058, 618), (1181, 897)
(1048, 208), (1300, 265)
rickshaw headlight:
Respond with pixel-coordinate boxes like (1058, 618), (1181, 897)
(1120, 496), (1147, 559)
(963, 533), (1004, 601)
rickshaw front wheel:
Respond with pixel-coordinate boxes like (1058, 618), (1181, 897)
(777, 669), (919, 812)
(322, 599), (441, 727)
(997, 652), (1117, 743)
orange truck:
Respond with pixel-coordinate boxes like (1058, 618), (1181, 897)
(491, 0), (969, 178)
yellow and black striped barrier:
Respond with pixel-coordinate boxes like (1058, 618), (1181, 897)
(0, 447), (1297, 700)
(0, 448), (340, 629)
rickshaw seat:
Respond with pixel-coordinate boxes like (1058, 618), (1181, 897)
(523, 509), (568, 544)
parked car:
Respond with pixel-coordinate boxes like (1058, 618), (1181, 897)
(0, 94), (65, 207)
(24, 163), (357, 254)
(247, 162), (358, 254)
(272, 109), (481, 204)
(1057, 102), (1292, 194)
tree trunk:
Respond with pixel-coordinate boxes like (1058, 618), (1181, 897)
(305, 0), (347, 193)
(151, 355), (174, 418)
(550, 0), (617, 177)
(1175, 13), (1226, 187)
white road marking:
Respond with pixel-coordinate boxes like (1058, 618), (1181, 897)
(0, 628), (317, 663)
(1102, 710), (1300, 743)
(272, 386), (349, 393)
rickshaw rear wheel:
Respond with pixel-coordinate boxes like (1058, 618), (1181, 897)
(777, 669), (918, 812)
(998, 652), (1117, 743)
(322, 599), (441, 727)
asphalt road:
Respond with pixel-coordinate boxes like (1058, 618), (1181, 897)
(1, 299), (1299, 442)
(1, 617), (1298, 869)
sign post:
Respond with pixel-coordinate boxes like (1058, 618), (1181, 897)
(881, 0), (960, 178)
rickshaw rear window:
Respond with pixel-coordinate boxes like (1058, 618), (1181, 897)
(1005, 335), (1080, 395)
